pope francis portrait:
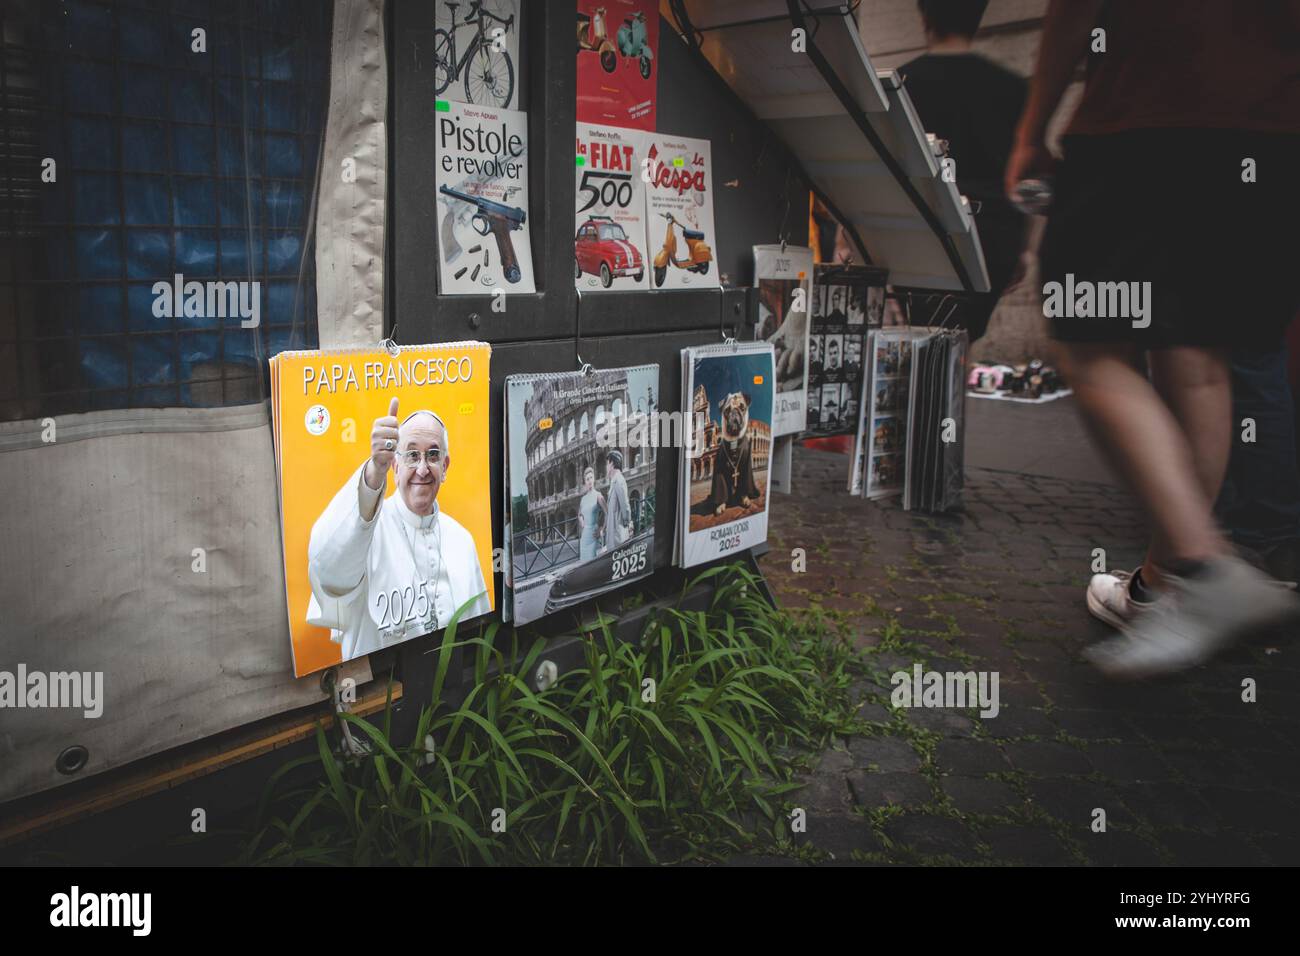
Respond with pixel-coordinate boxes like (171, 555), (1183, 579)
(307, 397), (490, 661)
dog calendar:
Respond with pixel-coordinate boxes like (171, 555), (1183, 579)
(675, 342), (776, 568)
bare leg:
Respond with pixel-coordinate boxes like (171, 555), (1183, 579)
(1142, 346), (1233, 585)
(1060, 342), (1230, 576)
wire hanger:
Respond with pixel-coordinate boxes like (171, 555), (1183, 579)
(379, 321), (401, 357)
(931, 293), (960, 331)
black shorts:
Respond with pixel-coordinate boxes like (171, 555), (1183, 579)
(1039, 129), (1300, 349)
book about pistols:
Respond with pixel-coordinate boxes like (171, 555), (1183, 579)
(436, 100), (536, 295)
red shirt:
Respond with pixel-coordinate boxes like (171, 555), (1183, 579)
(1067, 0), (1300, 136)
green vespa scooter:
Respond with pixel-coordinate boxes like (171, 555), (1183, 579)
(616, 10), (653, 80)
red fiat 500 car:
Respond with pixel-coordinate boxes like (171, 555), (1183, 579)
(575, 216), (644, 287)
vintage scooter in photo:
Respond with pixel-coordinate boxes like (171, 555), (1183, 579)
(576, 7), (618, 73)
(616, 9), (654, 80)
(653, 212), (712, 287)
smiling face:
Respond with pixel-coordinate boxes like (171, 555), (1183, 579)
(393, 412), (449, 516)
(583, 467), (595, 493)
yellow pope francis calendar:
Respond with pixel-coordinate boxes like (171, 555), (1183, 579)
(271, 343), (494, 677)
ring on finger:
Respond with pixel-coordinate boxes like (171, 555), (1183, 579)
(383, 439), (395, 451)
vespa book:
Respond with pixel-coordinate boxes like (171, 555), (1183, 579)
(643, 133), (718, 290)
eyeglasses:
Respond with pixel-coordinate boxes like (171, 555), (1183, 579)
(400, 448), (443, 467)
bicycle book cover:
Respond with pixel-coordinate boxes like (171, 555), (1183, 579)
(436, 99), (536, 294)
(575, 122), (652, 292)
(677, 343), (775, 569)
(434, 0), (521, 110)
(643, 133), (718, 290)
(270, 344), (494, 677)
(502, 365), (660, 625)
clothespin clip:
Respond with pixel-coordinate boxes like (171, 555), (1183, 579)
(577, 353), (593, 376)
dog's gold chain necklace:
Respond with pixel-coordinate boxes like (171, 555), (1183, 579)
(723, 441), (741, 485)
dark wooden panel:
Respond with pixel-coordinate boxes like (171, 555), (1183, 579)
(391, 0), (578, 344)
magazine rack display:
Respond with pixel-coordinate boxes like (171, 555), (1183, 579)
(1, 0), (992, 858)
(387, 0), (987, 721)
(849, 325), (968, 512)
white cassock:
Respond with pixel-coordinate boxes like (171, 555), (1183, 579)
(307, 462), (491, 661)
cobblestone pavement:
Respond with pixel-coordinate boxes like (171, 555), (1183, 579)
(757, 449), (1300, 866)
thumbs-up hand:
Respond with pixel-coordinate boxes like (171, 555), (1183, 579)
(364, 397), (401, 490)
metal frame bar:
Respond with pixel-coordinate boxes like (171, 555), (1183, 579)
(785, 0), (976, 293)
(692, 4), (851, 34)
(659, 5), (875, 270)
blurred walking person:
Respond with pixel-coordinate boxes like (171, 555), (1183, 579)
(1007, 0), (1300, 678)
(900, 0), (1028, 342)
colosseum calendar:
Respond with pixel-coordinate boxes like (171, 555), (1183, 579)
(502, 365), (660, 624)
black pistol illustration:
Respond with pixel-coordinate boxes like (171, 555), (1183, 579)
(438, 184), (526, 284)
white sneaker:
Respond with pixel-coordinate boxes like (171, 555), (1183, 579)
(1086, 568), (1153, 629)
(1083, 556), (1300, 680)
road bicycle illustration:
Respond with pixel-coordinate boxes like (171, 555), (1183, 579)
(434, 0), (516, 108)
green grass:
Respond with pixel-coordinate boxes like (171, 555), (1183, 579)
(234, 563), (866, 865)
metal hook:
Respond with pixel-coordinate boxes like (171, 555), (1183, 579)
(577, 353), (593, 377)
(929, 293), (957, 330)
(380, 321), (401, 357)
(321, 666), (370, 757)
(937, 296), (961, 330)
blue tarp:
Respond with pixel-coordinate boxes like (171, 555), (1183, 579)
(34, 0), (330, 408)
